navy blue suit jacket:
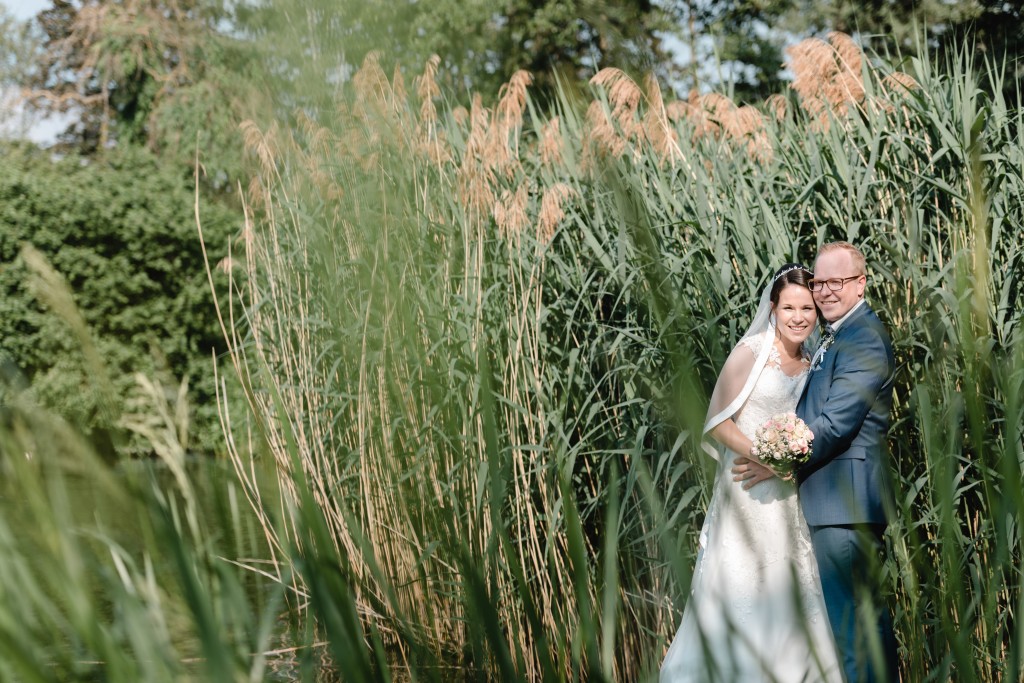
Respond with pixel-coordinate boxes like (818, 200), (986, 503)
(796, 303), (896, 527)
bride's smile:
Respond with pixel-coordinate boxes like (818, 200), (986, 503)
(773, 284), (818, 348)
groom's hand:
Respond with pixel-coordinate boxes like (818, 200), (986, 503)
(731, 457), (776, 490)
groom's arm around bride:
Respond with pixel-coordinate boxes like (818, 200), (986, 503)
(796, 241), (900, 683)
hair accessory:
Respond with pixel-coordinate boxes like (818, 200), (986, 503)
(772, 264), (808, 282)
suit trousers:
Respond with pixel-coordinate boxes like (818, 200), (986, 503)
(808, 524), (899, 683)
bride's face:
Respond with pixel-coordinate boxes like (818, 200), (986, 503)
(773, 284), (817, 345)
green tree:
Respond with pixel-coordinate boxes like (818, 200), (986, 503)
(253, 0), (680, 104)
(0, 6), (42, 136)
(783, 0), (1024, 90)
(668, 0), (796, 102)
(25, 0), (267, 192)
(490, 0), (678, 95)
(0, 142), (238, 453)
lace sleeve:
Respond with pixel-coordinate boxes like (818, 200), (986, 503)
(705, 340), (758, 428)
(738, 335), (762, 356)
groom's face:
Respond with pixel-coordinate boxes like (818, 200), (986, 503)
(812, 250), (866, 322)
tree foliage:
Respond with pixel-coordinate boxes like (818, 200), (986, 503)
(668, 0), (797, 102)
(661, 0), (1024, 103)
(250, 0), (680, 104)
(0, 6), (43, 135)
(0, 143), (237, 452)
(25, 0), (267, 191)
(782, 0), (1024, 90)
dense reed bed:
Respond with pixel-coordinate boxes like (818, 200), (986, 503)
(213, 33), (1024, 681)
(0, 32), (1019, 682)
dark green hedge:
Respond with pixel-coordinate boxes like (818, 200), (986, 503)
(0, 142), (239, 453)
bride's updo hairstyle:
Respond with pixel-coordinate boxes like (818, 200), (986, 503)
(769, 263), (813, 306)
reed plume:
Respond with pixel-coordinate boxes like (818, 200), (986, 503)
(722, 105), (772, 163)
(874, 71), (921, 116)
(643, 73), (683, 165)
(494, 185), (531, 239)
(352, 51), (392, 113)
(537, 182), (576, 243)
(240, 118), (281, 211)
(591, 67), (643, 133)
(668, 91), (723, 142)
(827, 31), (865, 109)
(585, 68), (645, 164)
(765, 94), (788, 122)
(488, 70), (533, 177)
(538, 116), (564, 170)
(458, 92), (496, 223)
(415, 54), (452, 164)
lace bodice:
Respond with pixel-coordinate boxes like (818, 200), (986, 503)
(732, 335), (810, 439)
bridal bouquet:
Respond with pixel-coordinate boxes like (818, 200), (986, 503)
(750, 412), (813, 478)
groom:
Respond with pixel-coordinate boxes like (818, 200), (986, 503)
(736, 241), (899, 681)
(798, 241), (898, 682)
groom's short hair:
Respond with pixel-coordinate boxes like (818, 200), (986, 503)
(819, 241), (866, 275)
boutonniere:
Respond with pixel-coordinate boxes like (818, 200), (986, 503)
(812, 328), (836, 370)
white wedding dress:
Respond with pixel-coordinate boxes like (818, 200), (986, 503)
(661, 335), (843, 683)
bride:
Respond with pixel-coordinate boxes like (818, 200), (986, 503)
(661, 264), (843, 682)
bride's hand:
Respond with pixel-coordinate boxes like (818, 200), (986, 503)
(731, 457), (777, 490)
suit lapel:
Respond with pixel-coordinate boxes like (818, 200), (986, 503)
(801, 303), (871, 405)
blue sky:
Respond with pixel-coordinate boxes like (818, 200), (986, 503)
(2, 0), (71, 143)
(3, 0), (45, 22)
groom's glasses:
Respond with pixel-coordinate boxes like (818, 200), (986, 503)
(808, 275), (861, 292)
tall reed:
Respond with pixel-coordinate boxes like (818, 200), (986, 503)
(216, 32), (1023, 681)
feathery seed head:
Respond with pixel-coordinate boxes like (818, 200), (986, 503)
(537, 183), (575, 244)
(493, 185), (530, 239)
(585, 69), (647, 165)
(787, 33), (866, 127)
(882, 71), (920, 96)
(416, 55), (442, 101)
(643, 73), (681, 165)
(591, 67), (643, 131)
(391, 65), (408, 110)
(240, 119), (278, 183)
(539, 117), (564, 169)
(416, 55), (442, 130)
(486, 70), (532, 179)
(458, 93), (496, 222)
(765, 94), (787, 122)
(353, 52), (390, 108)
